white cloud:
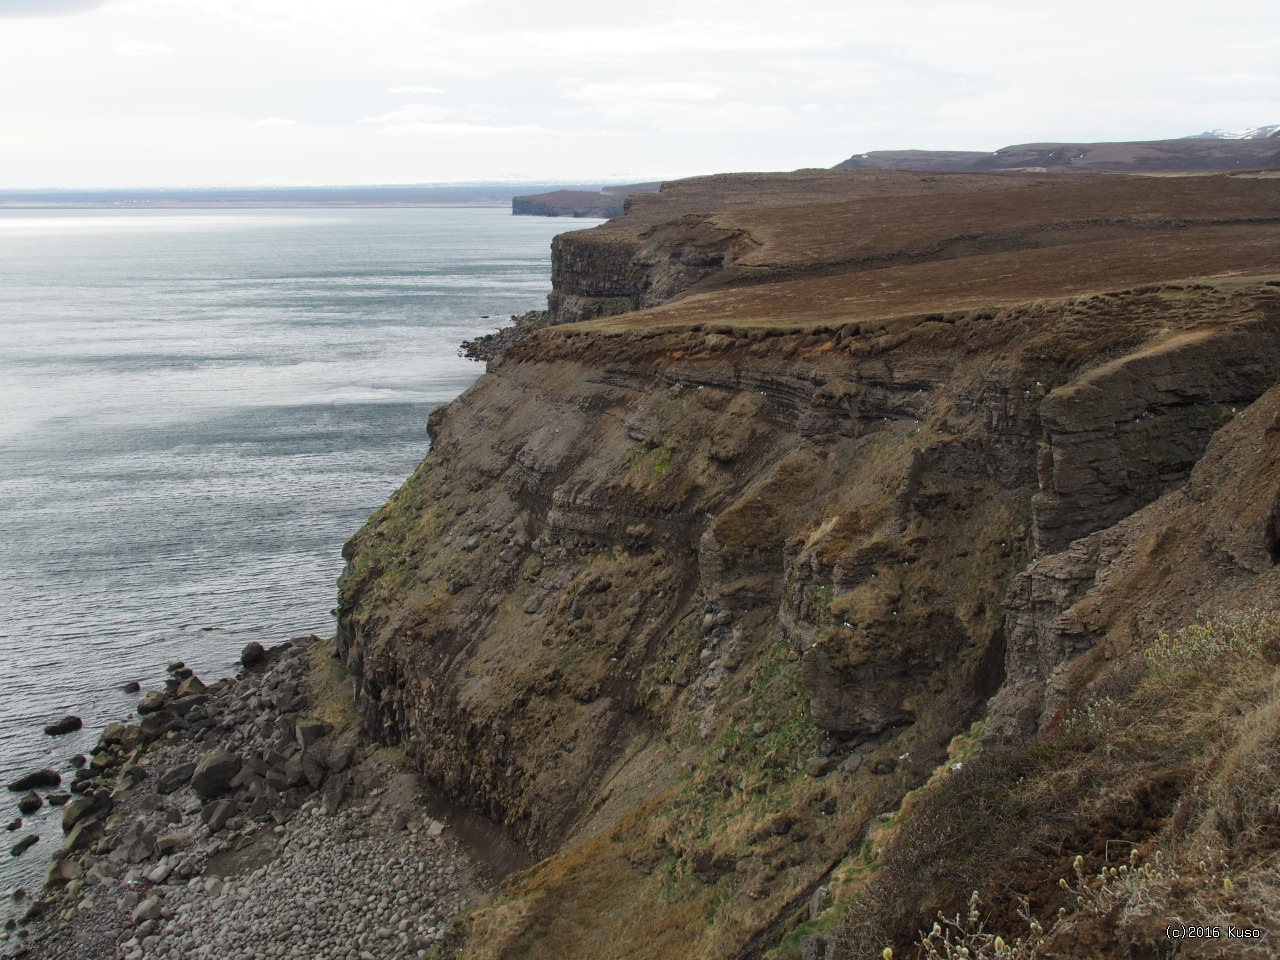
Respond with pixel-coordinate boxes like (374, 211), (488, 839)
(254, 117), (297, 127)
(568, 81), (722, 104)
(376, 120), (549, 138)
(358, 104), (456, 126)
(1191, 72), (1280, 86)
(114, 37), (171, 56)
(389, 86), (443, 95)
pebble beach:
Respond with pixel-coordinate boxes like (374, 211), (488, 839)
(4, 638), (486, 960)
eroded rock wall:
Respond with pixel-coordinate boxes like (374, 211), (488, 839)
(334, 283), (1280, 960)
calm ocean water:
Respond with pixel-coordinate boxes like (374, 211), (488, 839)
(0, 206), (598, 894)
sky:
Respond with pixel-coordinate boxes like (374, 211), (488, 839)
(0, 0), (1278, 188)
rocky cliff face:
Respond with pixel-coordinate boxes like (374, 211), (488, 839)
(336, 279), (1280, 959)
(336, 168), (1280, 959)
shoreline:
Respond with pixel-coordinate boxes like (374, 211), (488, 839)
(3, 636), (503, 960)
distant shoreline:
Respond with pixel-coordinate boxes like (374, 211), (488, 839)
(0, 201), (512, 210)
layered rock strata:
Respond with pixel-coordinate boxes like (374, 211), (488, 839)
(338, 276), (1280, 959)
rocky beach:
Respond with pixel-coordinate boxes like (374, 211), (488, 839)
(3, 637), (488, 960)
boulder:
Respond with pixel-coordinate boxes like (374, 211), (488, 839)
(295, 721), (330, 751)
(119, 680), (141, 694)
(190, 749), (241, 800)
(156, 761), (196, 795)
(63, 817), (103, 853)
(200, 798), (236, 833)
(325, 744), (353, 774)
(17, 792), (41, 815)
(136, 691), (167, 715)
(10, 835), (38, 857)
(7, 768), (61, 792)
(301, 752), (326, 791)
(96, 722), (127, 749)
(240, 641), (266, 667)
(44, 858), (81, 889)
(43, 715), (82, 736)
(62, 793), (110, 833)
(280, 756), (307, 790)
(131, 895), (162, 924)
(169, 694), (209, 717)
(175, 676), (206, 698)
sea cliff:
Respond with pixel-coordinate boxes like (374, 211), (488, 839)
(336, 169), (1280, 958)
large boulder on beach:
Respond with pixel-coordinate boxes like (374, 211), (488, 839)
(44, 857), (81, 888)
(62, 792), (111, 832)
(97, 722), (126, 748)
(156, 761), (197, 794)
(191, 748), (241, 799)
(240, 641), (266, 667)
(64, 817), (103, 853)
(175, 676), (206, 698)
(7, 768), (61, 792)
(43, 715), (82, 736)
(137, 691), (167, 714)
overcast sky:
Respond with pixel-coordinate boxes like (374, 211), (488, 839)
(1, 0), (1277, 188)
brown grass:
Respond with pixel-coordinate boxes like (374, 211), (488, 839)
(829, 611), (1280, 960)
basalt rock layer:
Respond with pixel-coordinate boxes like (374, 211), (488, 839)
(337, 169), (1280, 960)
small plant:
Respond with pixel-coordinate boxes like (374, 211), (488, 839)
(1143, 610), (1279, 676)
(910, 891), (1048, 959)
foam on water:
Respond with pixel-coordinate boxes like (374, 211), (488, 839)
(0, 206), (598, 893)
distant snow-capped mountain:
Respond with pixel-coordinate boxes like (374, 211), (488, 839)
(1190, 125), (1280, 140)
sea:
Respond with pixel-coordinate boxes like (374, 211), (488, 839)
(0, 206), (600, 895)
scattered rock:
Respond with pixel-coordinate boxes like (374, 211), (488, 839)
(136, 691), (167, 715)
(240, 641), (266, 667)
(9, 835), (38, 857)
(120, 680), (141, 694)
(156, 761), (197, 794)
(131, 895), (162, 924)
(838, 753), (863, 775)
(295, 721), (331, 751)
(43, 858), (81, 888)
(806, 756), (833, 778)
(63, 817), (103, 853)
(17, 792), (41, 815)
(61, 792), (110, 832)
(7, 768), (61, 792)
(43, 715), (83, 736)
(175, 676), (206, 698)
(191, 748), (242, 800)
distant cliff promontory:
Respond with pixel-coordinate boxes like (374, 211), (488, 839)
(512, 183), (661, 218)
(835, 129), (1280, 173)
